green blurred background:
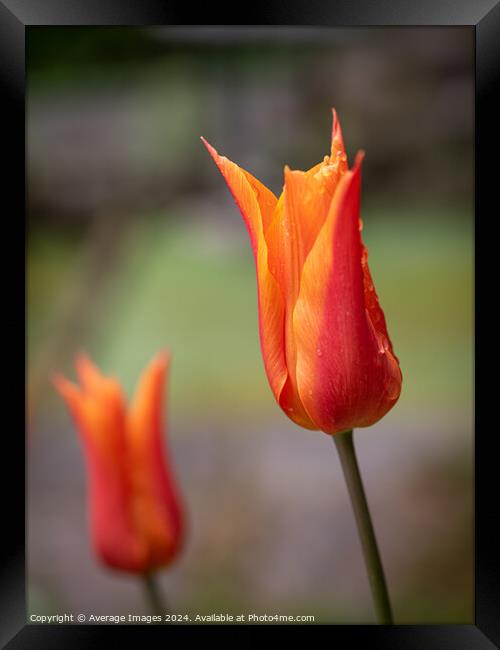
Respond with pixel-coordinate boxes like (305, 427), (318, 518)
(27, 27), (473, 623)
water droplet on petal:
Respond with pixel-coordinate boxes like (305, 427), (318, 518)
(377, 335), (390, 357)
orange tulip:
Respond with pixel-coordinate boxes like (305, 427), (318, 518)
(202, 109), (402, 435)
(54, 352), (185, 574)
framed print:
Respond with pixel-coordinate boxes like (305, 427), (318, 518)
(2, 1), (497, 647)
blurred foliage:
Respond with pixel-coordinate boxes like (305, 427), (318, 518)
(28, 26), (473, 219)
(28, 27), (165, 75)
(28, 206), (472, 427)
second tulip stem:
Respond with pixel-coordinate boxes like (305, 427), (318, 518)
(333, 430), (393, 624)
(142, 573), (168, 617)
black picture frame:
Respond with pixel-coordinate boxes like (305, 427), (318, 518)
(4, 1), (496, 647)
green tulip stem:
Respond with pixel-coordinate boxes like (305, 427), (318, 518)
(333, 429), (393, 624)
(142, 573), (168, 617)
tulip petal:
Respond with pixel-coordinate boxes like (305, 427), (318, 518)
(331, 107), (345, 158)
(54, 368), (145, 571)
(264, 109), (349, 304)
(201, 137), (288, 404)
(261, 117), (350, 430)
(293, 154), (402, 434)
(75, 352), (106, 393)
(53, 374), (84, 413)
(201, 137), (277, 252)
(55, 362), (127, 456)
(263, 168), (338, 430)
(127, 351), (184, 568)
(128, 351), (170, 444)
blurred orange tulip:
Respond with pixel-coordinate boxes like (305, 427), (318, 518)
(202, 109), (402, 435)
(54, 352), (185, 574)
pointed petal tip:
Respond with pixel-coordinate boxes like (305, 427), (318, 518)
(52, 373), (81, 404)
(200, 136), (219, 160)
(137, 351), (171, 391)
(283, 164), (304, 178)
(157, 347), (171, 360)
(52, 372), (67, 394)
(74, 352), (106, 392)
(74, 350), (94, 375)
(353, 149), (365, 170)
(152, 348), (171, 371)
(331, 107), (344, 148)
(74, 349), (89, 365)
